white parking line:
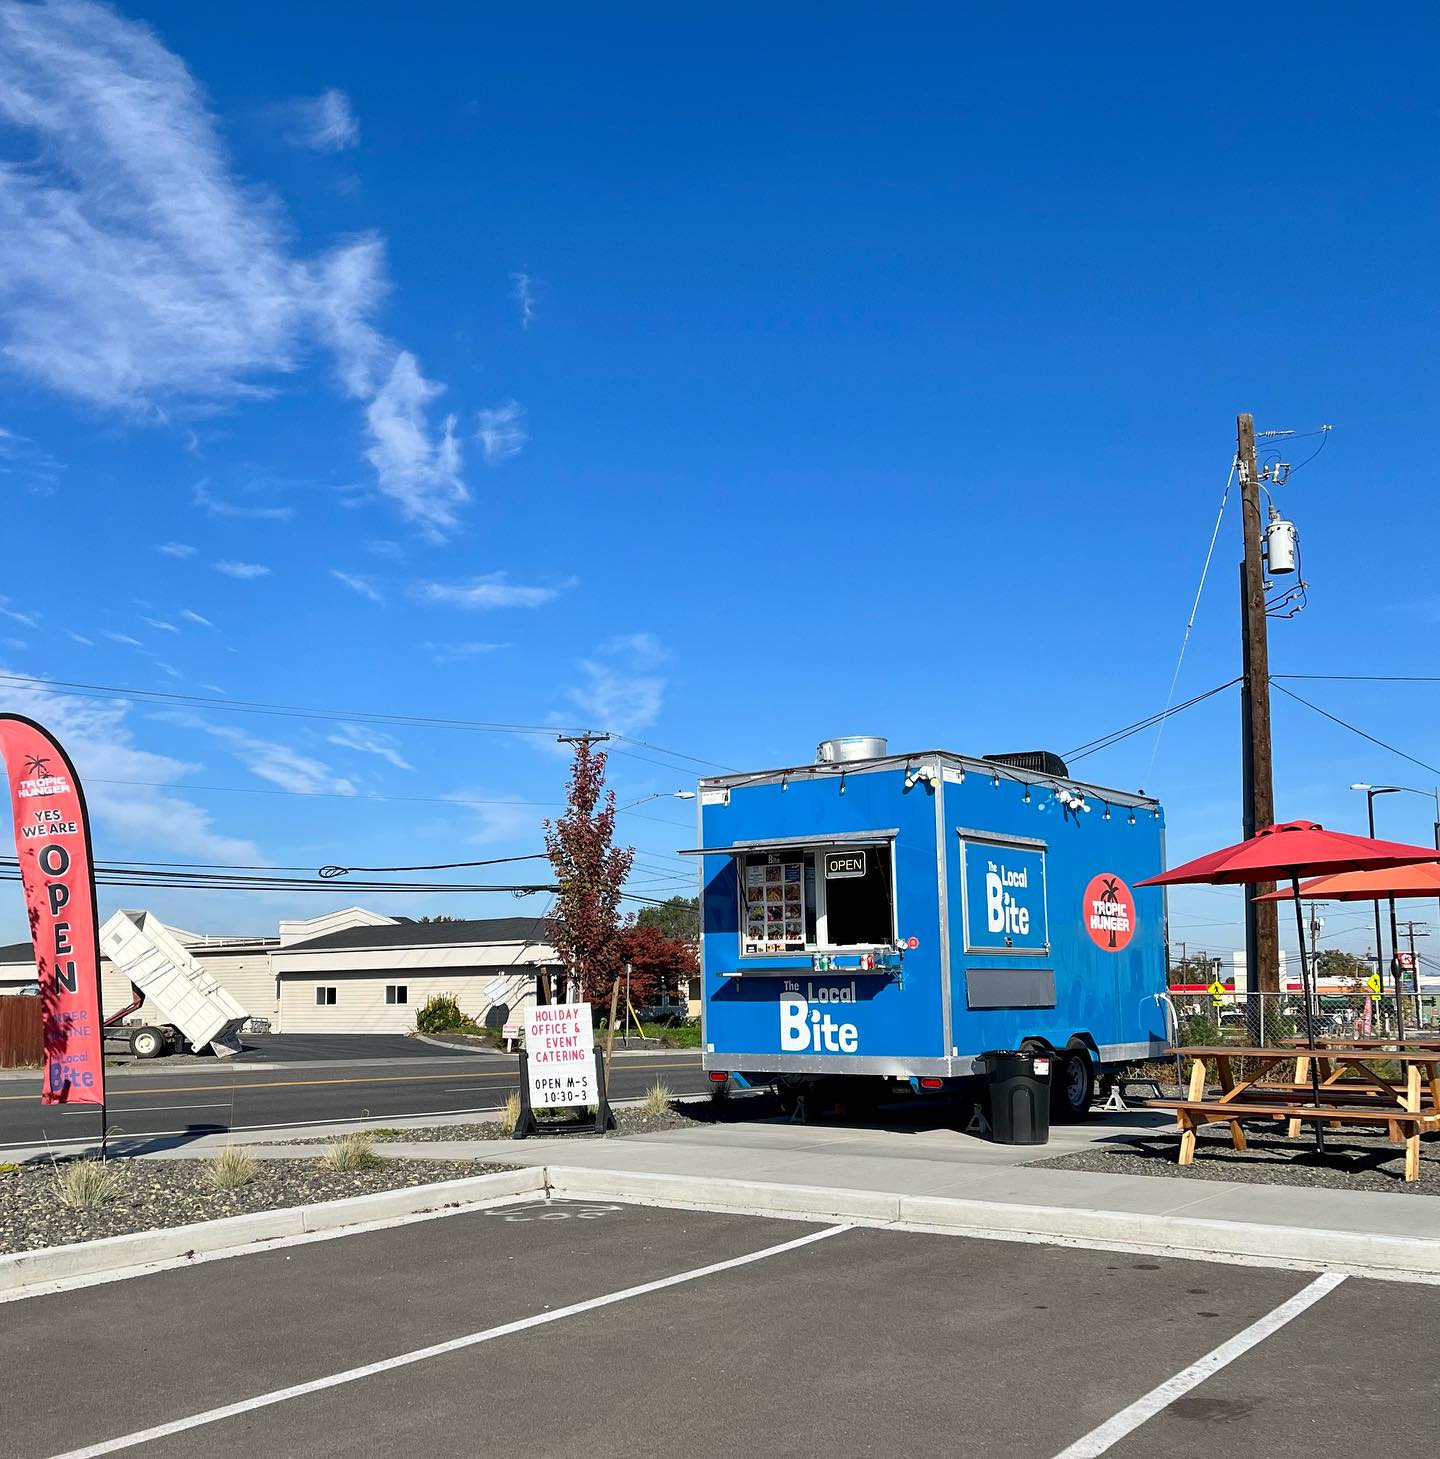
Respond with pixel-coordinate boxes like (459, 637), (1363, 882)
(44, 1222), (851, 1458)
(1049, 1270), (1347, 1458)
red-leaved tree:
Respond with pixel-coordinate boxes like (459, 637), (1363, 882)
(543, 739), (635, 1005)
(618, 922), (699, 1007)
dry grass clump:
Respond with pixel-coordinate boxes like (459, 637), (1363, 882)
(204, 1145), (258, 1191)
(321, 1132), (386, 1172)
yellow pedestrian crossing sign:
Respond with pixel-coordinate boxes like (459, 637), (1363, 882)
(1208, 980), (1226, 1005)
(1366, 972), (1382, 994)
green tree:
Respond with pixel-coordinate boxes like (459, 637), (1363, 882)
(417, 915), (464, 924)
(1313, 948), (1371, 989)
(636, 895), (699, 944)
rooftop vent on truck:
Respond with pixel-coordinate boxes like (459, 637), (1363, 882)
(983, 750), (1070, 778)
(815, 736), (888, 764)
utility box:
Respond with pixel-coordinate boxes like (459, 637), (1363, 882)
(687, 745), (1168, 1119)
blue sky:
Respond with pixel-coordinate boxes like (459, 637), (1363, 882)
(1, 1), (1438, 962)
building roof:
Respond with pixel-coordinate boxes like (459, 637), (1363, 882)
(1, 941), (34, 966)
(278, 916), (554, 954)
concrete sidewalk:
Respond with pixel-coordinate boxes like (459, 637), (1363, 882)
(10, 1107), (1439, 1278)
(246, 1113), (1440, 1272)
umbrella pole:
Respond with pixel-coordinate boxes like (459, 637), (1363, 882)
(1291, 874), (1325, 1154)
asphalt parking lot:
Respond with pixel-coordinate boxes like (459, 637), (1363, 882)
(3, 1200), (1434, 1459)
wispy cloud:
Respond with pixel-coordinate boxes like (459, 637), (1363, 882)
(0, 426), (64, 494)
(179, 608), (213, 628)
(0, 3), (470, 535)
(143, 617), (179, 633)
(326, 724), (412, 771)
(213, 561), (270, 580)
(0, 671), (262, 862)
(101, 630), (143, 648)
(193, 479), (294, 522)
(445, 788), (544, 847)
(601, 632), (669, 667)
(282, 88), (358, 152)
(330, 569), (384, 604)
(155, 542), (197, 558)
(564, 633), (668, 734)
(0, 596), (38, 629)
(414, 573), (571, 610)
(67, 630), (94, 646)
(424, 641), (508, 664)
(475, 401), (527, 465)
(3, 636), (27, 651)
(189, 721), (357, 795)
(155, 660), (181, 678)
(568, 661), (665, 734)
(509, 272), (535, 328)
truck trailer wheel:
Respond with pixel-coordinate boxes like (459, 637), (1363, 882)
(130, 1026), (165, 1059)
(1053, 1044), (1096, 1122)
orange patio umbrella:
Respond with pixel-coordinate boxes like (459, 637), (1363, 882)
(1256, 861), (1440, 901)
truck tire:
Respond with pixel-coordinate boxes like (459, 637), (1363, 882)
(1053, 1044), (1096, 1122)
(130, 1026), (165, 1059)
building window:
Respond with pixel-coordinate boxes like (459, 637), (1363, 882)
(315, 986), (337, 1006)
(385, 985), (408, 1006)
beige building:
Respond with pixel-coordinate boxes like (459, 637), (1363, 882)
(2, 908), (560, 1037)
(271, 914), (558, 1035)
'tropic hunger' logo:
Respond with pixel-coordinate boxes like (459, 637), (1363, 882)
(1083, 872), (1135, 952)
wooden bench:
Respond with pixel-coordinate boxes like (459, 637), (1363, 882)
(1148, 1099), (1436, 1182)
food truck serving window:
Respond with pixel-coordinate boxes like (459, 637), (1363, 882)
(739, 844), (893, 954)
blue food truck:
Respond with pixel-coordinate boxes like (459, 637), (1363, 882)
(685, 738), (1168, 1119)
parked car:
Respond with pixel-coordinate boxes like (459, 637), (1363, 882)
(637, 998), (688, 1027)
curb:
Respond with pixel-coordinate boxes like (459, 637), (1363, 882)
(545, 1166), (1440, 1279)
(0, 1166), (547, 1298)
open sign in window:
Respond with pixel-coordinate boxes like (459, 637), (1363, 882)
(737, 842), (895, 956)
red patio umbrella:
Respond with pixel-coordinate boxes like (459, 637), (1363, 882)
(1137, 821), (1440, 1152)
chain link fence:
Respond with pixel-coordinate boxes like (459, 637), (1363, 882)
(1161, 987), (1440, 1048)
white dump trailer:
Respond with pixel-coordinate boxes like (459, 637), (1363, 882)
(99, 909), (249, 1058)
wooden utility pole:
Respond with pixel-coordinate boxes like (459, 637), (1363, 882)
(1238, 413), (1280, 1015)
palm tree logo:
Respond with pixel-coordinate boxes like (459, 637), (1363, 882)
(1098, 876), (1122, 949)
(24, 755), (51, 778)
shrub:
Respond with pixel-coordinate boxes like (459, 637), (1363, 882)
(54, 1158), (122, 1208)
(0, 1161), (18, 1176)
(204, 1145), (258, 1191)
(415, 993), (478, 1035)
(321, 1132), (385, 1172)
(640, 1081), (673, 1117)
(1176, 1013), (1222, 1047)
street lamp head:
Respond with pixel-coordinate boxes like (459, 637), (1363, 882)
(1349, 783), (1371, 791)
(673, 791), (697, 800)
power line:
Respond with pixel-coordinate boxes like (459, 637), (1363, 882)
(0, 671), (730, 774)
(1142, 456), (1235, 789)
(1064, 679), (1242, 765)
(1274, 674), (1440, 684)
(1270, 681), (1440, 779)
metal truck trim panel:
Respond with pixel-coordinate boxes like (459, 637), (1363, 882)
(679, 829), (898, 857)
(702, 1038), (1167, 1078)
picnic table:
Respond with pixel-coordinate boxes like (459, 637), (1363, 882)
(1148, 1044), (1440, 1182)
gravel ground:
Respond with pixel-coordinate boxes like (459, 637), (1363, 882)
(1031, 1127), (1440, 1194)
(0, 1156), (514, 1253)
(367, 1104), (701, 1142)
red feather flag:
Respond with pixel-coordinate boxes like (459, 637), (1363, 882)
(0, 715), (106, 1107)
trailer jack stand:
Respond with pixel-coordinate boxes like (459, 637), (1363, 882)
(965, 1103), (991, 1136)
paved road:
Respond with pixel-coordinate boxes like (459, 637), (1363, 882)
(3, 1199), (1431, 1458)
(0, 1051), (708, 1150)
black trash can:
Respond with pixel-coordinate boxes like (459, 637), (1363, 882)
(982, 1049), (1051, 1145)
